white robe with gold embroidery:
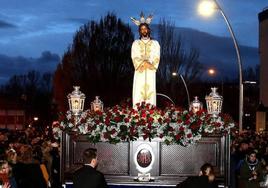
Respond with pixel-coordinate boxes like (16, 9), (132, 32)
(131, 39), (160, 108)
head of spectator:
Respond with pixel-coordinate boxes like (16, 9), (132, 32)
(0, 160), (12, 178)
(247, 150), (258, 164)
(0, 160), (10, 184)
(199, 163), (215, 182)
(83, 148), (98, 168)
(17, 145), (33, 164)
(5, 149), (17, 164)
(239, 141), (249, 152)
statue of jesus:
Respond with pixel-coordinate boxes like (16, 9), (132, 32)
(131, 13), (160, 109)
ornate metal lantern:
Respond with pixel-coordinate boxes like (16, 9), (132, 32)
(91, 96), (103, 112)
(67, 86), (85, 116)
(205, 87), (223, 118)
(189, 96), (203, 113)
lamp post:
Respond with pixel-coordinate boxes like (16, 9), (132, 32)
(198, 0), (244, 131)
(172, 72), (190, 109)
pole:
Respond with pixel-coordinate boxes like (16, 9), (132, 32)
(171, 72), (191, 108)
(179, 74), (191, 108)
(214, 0), (243, 131)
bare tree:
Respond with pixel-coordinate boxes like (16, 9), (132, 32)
(156, 19), (203, 106)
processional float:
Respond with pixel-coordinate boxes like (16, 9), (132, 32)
(54, 86), (233, 187)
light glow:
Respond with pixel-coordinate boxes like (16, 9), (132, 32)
(208, 68), (215, 75)
(198, 1), (216, 17)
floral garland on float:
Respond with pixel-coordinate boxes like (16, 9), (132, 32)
(52, 101), (235, 147)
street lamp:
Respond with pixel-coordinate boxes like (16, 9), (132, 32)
(198, 0), (244, 131)
(207, 68), (224, 96)
(172, 72), (190, 109)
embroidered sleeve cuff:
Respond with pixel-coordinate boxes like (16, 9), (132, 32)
(133, 58), (143, 70)
(152, 58), (160, 69)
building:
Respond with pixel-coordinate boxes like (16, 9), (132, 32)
(0, 97), (25, 130)
(258, 8), (268, 130)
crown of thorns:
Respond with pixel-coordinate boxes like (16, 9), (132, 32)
(130, 12), (153, 26)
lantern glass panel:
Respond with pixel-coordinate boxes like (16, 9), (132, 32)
(67, 86), (85, 115)
(190, 96), (203, 113)
(91, 96), (103, 112)
(205, 87), (223, 117)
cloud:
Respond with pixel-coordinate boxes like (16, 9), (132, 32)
(0, 20), (16, 28)
(0, 51), (60, 85)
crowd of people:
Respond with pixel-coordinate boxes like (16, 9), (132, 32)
(2, 126), (268, 188)
(0, 127), (61, 188)
(230, 130), (268, 188)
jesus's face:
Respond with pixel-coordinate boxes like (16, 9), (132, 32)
(139, 25), (149, 38)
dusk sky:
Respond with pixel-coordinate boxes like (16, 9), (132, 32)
(0, 0), (267, 83)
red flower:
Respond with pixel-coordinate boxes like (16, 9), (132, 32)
(187, 133), (192, 138)
(124, 118), (130, 123)
(179, 126), (185, 131)
(164, 118), (171, 123)
(185, 114), (190, 119)
(105, 117), (110, 125)
(185, 119), (191, 125)
(80, 118), (86, 124)
(112, 107), (118, 113)
(147, 117), (154, 123)
(141, 112), (146, 118)
(175, 134), (181, 141)
(111, 129), (116, 135)
(130, 127), (135, 133)
(138, 119), (146, 126)
(190, 123), (199, 130)
(196, 110), (203, 116)
(177, 119), (182, 124)
(143, 134), (148, 140)
(96, 110), (103, 116)
(159, 134), (164, 138)
(197, 120), (202, 126)
(106, 111), (112, 117)
(104, 132), (109, 139)
(114, 116), (121, 123)
(215, 122), (221, 127)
